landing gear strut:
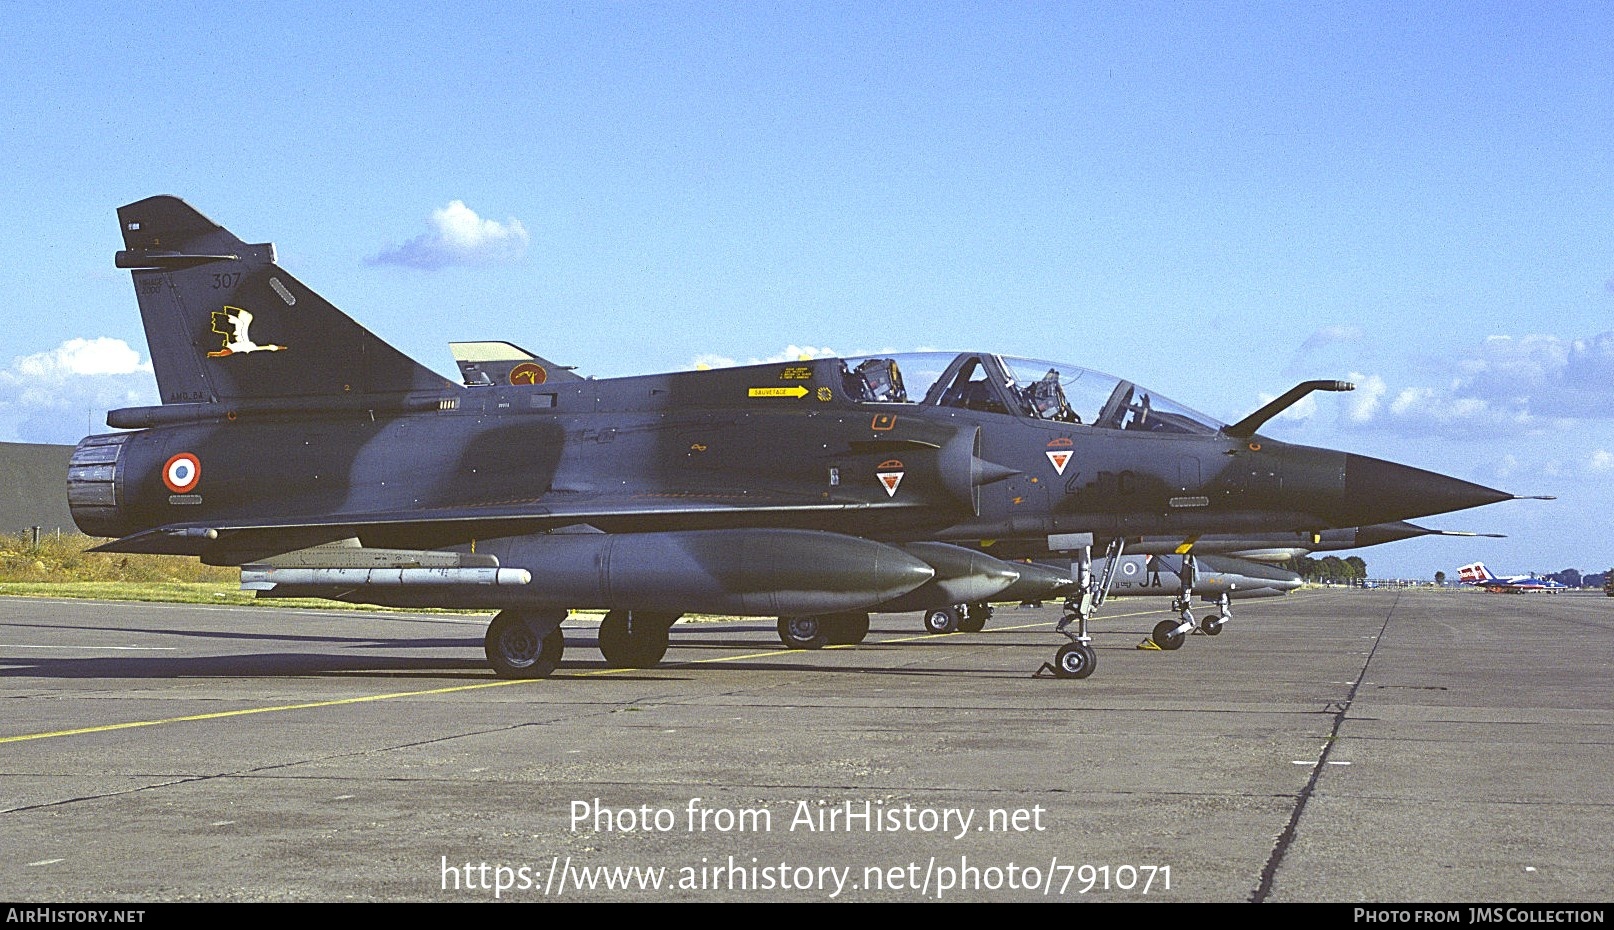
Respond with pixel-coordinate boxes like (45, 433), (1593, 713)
(1047, 537), (1126, 679)
(1152, 553), (1199, 650)
(486, 608), (567, 679)
(1199, 592), (1230, 636)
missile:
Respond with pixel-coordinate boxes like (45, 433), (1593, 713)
(241, 566), (531, 589)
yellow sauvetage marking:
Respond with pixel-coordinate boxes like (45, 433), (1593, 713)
(747, 386), (808, 398)
(2, 604), (1208, 744)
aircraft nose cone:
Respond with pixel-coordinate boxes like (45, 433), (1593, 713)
(1342, 454), (1512, 525)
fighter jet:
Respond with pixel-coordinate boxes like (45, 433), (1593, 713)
(933, 518), (1521, 657)
(1084, 553), (1301, 646)
(1111, 521), (1508, 562)
(72, 196), (1530, 681)
(901, 552), (1296, 645)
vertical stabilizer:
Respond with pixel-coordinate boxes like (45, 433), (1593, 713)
(115, 196), (456, 404)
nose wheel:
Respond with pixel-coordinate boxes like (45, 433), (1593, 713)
(1040, 536), (1126, 680)
(1053, 641), (1096, 679)
(1152, 618), (1188, 650)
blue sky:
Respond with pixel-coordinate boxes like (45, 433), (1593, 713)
(2, 2), (1609, 579)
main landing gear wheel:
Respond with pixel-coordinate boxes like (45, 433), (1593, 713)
(778, 615), (828, 649)
(485, 609), (566, 679)
(1053, 642), (1097, 679)
(958, 602), (992, 633)
(1199, 615), (1225, 636)
(923, 605), (962, 635)
(1151, 619), (1186, 651)
(822, 612), (871, 646)
(598, 610), (678, 668)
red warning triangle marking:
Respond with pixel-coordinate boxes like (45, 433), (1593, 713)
(1045, 450), (1072, 475)
(878, 471), (904, 497)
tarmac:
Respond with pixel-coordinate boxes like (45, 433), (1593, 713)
(1, 587), (1609, 903)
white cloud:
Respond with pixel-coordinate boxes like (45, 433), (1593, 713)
(1274, 329), (1614, 442)
(1590, 450), (1614, 472)
(370, 201), (530, 270)
(1345, 372), (1386, 423)
(13, 338), (152, 379)
(0, 338), (158, 443)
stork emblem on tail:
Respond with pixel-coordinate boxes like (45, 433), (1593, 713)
(207, 307), (286, 357)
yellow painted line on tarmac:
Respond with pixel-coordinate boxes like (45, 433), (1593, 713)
(0, 678), (539, 745)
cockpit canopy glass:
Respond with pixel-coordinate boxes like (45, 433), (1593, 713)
(839, 352), (1223, 435)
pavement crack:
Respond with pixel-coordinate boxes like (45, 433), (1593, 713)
(1250, 589), (1397, 903)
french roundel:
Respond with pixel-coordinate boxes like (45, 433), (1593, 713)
(163, 453), (201, 493)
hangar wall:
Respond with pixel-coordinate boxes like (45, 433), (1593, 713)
(0, 442), (76, 536)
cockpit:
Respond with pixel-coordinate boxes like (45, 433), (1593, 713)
(839, 352), (1223, 435)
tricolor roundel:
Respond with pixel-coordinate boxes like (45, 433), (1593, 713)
(163, 453), (201, 493)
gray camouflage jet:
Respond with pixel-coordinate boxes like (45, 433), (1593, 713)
(71, 196), (1532, 680)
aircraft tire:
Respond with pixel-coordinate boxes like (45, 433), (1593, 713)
(823, 612), (870, 646)
(599, 610), (674, 668)
(1151, 619), (1186, 651)
(958, 602), (991, 633)
(778, 616), (828, 649)
(923, 605), (962, 635)
(486, 610), (566, 679)
(1200, 616), (1225, 636)
(1053, 642), (1096, 679)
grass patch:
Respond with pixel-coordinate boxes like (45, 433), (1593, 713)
(0, 531), (235, 584)
(0, 532), (489, 614)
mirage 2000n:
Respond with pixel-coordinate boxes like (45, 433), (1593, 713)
(70, 196), (1531, 680)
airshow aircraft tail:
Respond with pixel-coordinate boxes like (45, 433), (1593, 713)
(1456, 562), (1496, 584)
(113, 195), (455, 411)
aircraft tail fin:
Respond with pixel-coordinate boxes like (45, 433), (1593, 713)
(115, 196), (455, 405)
(1456, 562), (1493, 583)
